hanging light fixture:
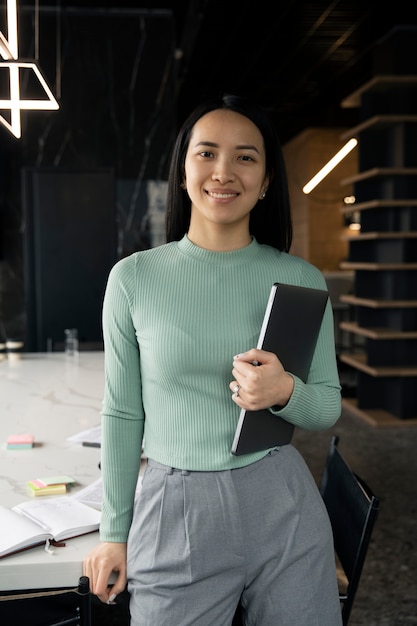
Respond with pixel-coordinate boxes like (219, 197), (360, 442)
(0, 0), (59, 139)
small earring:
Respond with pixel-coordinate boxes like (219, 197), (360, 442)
(260, 190), (266, 199)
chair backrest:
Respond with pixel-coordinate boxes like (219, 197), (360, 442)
(0, 575), (91, 626)
(319, 435), (380, 625)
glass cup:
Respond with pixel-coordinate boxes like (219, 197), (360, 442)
(64, 329), (79, 355)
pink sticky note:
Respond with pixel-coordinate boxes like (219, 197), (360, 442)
(6, 434), (35, 449)
(28, 479), (47, 489)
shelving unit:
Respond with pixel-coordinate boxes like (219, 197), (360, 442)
(336, 30), (417, 425)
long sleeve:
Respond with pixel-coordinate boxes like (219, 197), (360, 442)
(100, 259), (144, 541)
(99, 236), (341, 542)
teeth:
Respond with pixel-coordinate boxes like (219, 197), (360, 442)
(208, 192), (236, 198)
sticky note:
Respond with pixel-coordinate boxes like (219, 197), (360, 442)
(35, 476), (75, 487)
(27, 481), (67, 496)
(6, 434), (35, 449)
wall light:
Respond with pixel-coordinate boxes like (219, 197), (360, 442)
(0, 0), (59, 138)
(302, 138), (358, 194)
(343, 195), (361, 231)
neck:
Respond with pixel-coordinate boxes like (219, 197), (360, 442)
(187, 223), (252, 252)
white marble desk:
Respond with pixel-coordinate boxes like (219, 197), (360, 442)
(0, 352), (104, 591)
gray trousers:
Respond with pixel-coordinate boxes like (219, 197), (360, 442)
(127, 446), (342, 626)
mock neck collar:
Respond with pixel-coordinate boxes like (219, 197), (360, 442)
(176, 234), (262, 266)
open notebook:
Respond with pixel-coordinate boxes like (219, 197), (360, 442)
(0, 497), (101, 559)
(231, 282), (329, 456)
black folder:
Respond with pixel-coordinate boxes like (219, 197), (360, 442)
(231, 282), (329, 456)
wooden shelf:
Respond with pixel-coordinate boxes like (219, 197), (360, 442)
(341, 114), (417, 140)
(341, 75), (417, 108)
(339, 64), (417, 422)
(340, 294), (417, 308)
(342, 398), (417, 427)
(340, 321), (417, 339)
(340, 199), (417, 214)
(339, 352), (417, 377)
(342, 231), (417, 242)
(342, 167), (417, 186)
(340, 261), (417, 270)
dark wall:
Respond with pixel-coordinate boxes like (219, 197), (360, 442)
(23, 169), (116, 351)
(0, 8), (177, 348)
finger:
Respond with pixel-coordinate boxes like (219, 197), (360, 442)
(94, 571), (119, 603)
(234, 349), (276, 367)
(233, 361), (262, 389)
(233, 349), (261, 364)
(82, 560), (98, 595)
(232, 358), (261, 380)
(103, 570), (128, 604)
(230, 380), (240, 394)
(84, 558), (111, 599)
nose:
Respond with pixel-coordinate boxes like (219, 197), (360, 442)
(211, 157), (234, 183)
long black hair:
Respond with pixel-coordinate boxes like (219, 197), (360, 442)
(165, 94), (292, 252)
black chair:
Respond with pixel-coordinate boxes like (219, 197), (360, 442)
(233, 435), (380, 625)
(0, 575), (91, 626)
(319, 434), (380, 625)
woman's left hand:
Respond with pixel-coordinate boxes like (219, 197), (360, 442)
(230, 348), (294, 411)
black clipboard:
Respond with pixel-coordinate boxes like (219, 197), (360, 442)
(231, 282), (329, 456)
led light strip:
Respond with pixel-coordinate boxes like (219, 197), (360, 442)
(302, 138), (358, 194)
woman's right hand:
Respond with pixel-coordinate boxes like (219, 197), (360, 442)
(83, 541), (127, 604)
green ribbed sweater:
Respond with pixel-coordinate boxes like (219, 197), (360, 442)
(99, 235), (341, 541)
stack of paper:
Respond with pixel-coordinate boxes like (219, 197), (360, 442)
(27, 475), (76, 497)
(6, 434), (35, 449)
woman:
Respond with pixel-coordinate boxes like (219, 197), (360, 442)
(83, 94), (342, 625)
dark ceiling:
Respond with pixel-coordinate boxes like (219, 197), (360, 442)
(175, 0), (417, 143)
(57, 0), (417, 144)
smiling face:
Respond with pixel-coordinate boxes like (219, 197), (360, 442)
(184, 108), (269, 248)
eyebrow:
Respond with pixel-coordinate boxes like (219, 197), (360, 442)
(194, 141), (261, 154)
